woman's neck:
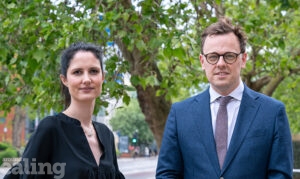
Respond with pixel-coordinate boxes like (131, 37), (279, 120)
(63, 101), (95, 126)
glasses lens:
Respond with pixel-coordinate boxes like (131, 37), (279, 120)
(207, 54), (219, 64)
(224, 53), (237, 63)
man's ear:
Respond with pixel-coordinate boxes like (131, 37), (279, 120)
(60, 74), (68, 87)
(241, 53), (247, 68)
(199, 54), (205, 70)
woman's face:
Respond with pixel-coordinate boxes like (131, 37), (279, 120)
(60, 51), (104, 104)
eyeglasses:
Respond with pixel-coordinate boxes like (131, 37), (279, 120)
(203, 52), (242, 65)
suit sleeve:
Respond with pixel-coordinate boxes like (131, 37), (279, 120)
(268, 104), (293, 179)
(156, 105), (184, 179)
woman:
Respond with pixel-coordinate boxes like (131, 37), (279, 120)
(4, 42), (125, 179)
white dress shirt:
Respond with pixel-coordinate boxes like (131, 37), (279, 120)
(209, 80), (244, 148)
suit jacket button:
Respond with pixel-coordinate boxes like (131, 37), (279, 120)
(220, 177), (224, 179)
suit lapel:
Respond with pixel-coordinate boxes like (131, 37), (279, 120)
(221, 86), (260, 172)
(193, 89), (221, 175)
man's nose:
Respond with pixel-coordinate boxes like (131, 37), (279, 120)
(216, 56), (226, 65)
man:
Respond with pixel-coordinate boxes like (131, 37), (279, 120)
(156, 17), (293, 178)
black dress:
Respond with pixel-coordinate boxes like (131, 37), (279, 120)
(4, 113), (125, 179)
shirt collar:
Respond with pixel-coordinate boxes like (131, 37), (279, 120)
(209, 80), (244, 103)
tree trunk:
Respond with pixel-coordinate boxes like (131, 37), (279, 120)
(12, 106), (26, 149)
(115, 34), (172, 149)
(135, 85), (171, 150)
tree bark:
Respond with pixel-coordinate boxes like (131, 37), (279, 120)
(135, 85), (171, 150)
(12, 106), (26, 149)
(115, 37), (171, 149)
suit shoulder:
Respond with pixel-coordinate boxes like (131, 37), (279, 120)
(172, 92), (207, 109)
(247, 87), (285, 107)
(173, 95), (196, 105)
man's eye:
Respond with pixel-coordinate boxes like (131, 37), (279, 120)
(225, 55), (235, 59)
(208, 55), (218, 59)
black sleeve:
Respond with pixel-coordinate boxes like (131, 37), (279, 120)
(4, 116), (57, 179)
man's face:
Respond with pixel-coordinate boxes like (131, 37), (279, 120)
(200, 32), (247, 95)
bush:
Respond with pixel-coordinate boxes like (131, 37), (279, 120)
(0, 142), (18, 166)
(0, 143), (10, 151)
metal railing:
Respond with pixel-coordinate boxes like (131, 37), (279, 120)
(294, 169), (300, 173)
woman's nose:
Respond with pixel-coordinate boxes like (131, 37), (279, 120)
(83, 73), (91, 84)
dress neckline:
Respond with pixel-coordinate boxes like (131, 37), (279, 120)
(58, 112), (82, 126)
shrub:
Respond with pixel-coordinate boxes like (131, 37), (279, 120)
(0, 143), (18, 166)
(0, 143), (10, 151)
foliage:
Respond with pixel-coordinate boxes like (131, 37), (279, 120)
(0, 0), (130, 114)
(273, 77), (300, 133)
(0, 142), (19, 166)
(0, 0), (300, 140)
(110, 98), (154, 145)
(225, 0), (300, 133)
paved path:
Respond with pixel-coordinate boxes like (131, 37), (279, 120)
(118, 156), (157, 179)
(0, 168), (9, 179)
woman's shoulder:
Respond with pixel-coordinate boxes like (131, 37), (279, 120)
(38, 112), (80, 126)
(37, 115), (58, 127)
(33, 115), (60, 135)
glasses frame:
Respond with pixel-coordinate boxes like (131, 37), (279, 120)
(203, 52), (242, 65)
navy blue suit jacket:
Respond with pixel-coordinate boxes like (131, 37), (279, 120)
(156, 85), (293, 179)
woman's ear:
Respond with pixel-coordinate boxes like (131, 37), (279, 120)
(60, 74), (68, 87)
(102, 72), (105, 81)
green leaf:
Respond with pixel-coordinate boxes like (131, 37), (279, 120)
(33, 50), (47, 62)
(5, 76), (10, 86)
(7, 3), (16, 9)
(130, 75), (140, 86)
(122, 93), (130, 105)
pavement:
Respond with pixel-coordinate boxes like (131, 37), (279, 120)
(0, 168), (8, 179)
(118, 156), (157, 179)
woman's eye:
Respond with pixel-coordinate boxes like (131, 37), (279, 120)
(73, 70), (82, 75)
(90, 69), (99, 74)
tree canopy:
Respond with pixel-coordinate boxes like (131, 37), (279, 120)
(0, 0), (299, 148)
